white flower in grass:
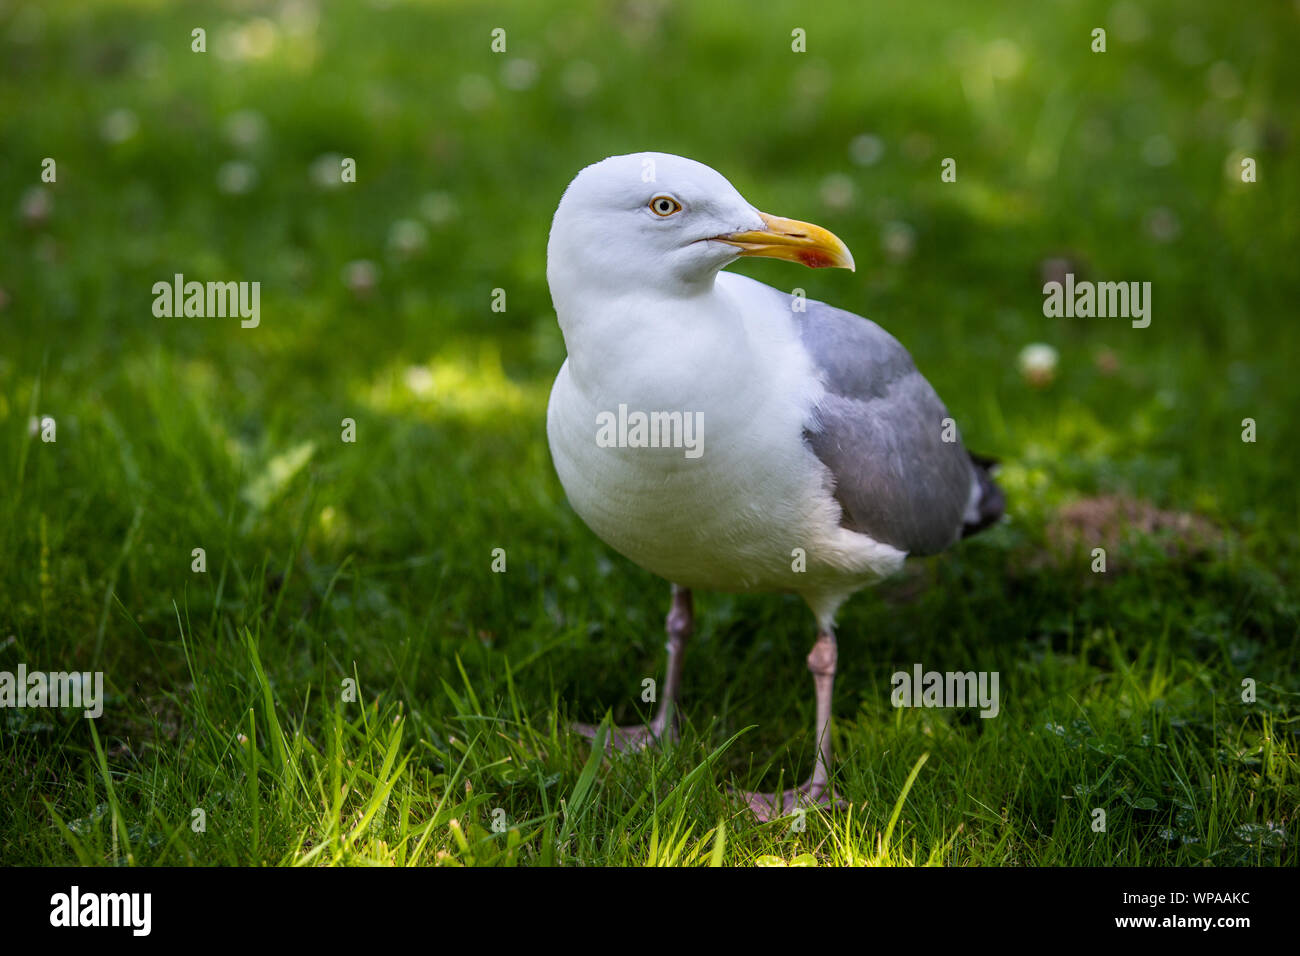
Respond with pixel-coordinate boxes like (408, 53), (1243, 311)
(819, 174), (855, 211)
(310, 152), (345, 189)
(404, 365), (434, 396)
(418, 191), (459, 225)
(501, 58), (538, 91)
(280, 0), (320, 38)
(223, 109), (268, 149)
(1018, 343), (1059, 388)
(217, 160), (258, 195)
(457, 74), (494, 112)
(1206, 61), (1242, 99)
(19, 187), (51, 226)
(342, 259), (379, 297)
(561, 60), (599, 101)
(100, 108), (139, 144)
(881, 221), (916, 263)
(1142, 135), (1175, 167)
(387, 219), (428, 259)
(217, 18), (278, 62)
(849, 134), (884, 166)
(1143, 207), (1180, 243)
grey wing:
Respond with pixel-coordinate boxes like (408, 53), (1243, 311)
(796, 299), (977, 556)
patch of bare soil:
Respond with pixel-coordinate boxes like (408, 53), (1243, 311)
(1044, 494), (1223, 568)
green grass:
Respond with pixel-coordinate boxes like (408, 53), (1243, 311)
(1, 0), (1297, 866)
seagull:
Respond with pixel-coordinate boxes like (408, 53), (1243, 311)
(546, 153), (1003, 820)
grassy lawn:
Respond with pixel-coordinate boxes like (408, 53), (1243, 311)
(1, 0), (1297, 866)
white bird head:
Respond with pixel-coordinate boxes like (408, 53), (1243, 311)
(547, 152), (854, 309)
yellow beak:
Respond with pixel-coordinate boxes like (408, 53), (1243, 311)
(714, 212), (855, 271)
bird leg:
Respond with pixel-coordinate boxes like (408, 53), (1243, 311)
(572, 585), (692, 752)
(740, 627), (841, 821)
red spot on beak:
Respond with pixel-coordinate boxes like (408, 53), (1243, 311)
(798, 249), (834, 269)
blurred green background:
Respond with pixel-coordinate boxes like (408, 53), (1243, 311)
(1, 0), (1296, 865)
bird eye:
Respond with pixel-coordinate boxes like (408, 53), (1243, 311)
(649, 195), (682, 217)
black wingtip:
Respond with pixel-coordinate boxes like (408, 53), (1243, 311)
(962, 452), (1005, 538)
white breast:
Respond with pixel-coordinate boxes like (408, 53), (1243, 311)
(547, 272), (906, 598)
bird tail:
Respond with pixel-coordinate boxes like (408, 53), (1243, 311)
(961, 452), (1005, 538)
